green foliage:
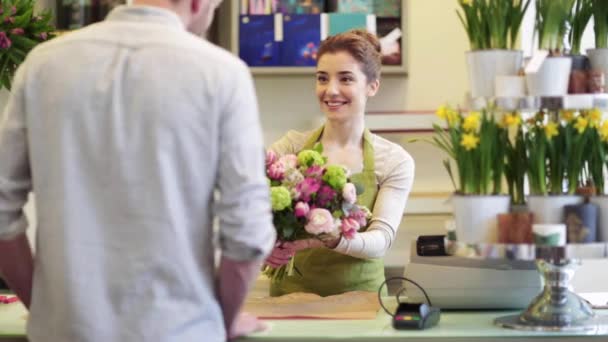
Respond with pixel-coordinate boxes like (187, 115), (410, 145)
(536, 0), (575, 53)
(456, 0), (531, 50)
(592, 0), (608, 48)
(0, 0), (55, 91)
(569, 0), (593, 54)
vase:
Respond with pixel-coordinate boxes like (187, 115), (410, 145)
(466, 50), (523, 98)
(451, 195), (511, 243)
(525, 56), (572, 96)
(497, 211), (534, 243)
(527, 195), (583, 224)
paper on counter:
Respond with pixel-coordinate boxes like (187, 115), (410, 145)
(243, 291), (380, 320)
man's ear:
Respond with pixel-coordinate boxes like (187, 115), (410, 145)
(191, 0), (202, 15)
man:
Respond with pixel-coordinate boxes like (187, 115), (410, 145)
(0, 0), (275, 341)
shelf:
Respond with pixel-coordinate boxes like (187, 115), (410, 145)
(469, 94), (608, 111)
(223, 0), (408, 75)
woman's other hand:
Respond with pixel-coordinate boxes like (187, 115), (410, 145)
(228, 312), (269, 340)
(264, 242), (295, 268)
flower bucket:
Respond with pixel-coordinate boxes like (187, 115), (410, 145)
(527, 195), (583, 224)
(451, 195), (510, 243)
(587, 48), (608, 92)
(525, 56), (572, 96)
(466, 50), (523, 98)
(497, 211), (534, 243)
(590, 196), (608, 242)
(564, 203), (598, 243)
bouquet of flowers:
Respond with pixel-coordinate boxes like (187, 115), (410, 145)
(0, 0), (55, 90)
(263, 144), (371, 281)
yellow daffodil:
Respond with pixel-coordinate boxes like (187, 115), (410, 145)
(460, 133), (479, 151)
(436, 105), (448, 120)
(574, 117), (588, 134)
(600, 121), (608, 142)
(446, 108), (461, 127)
(462, 111), (481, 132)
(561, 110), (575, 123)
(501, 112), (521, 128)
(461, 0), (472, 5)
(587, 108), (602, 128)
(544, 122), (559, 140)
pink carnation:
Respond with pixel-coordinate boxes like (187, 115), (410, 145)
(296, 178), (322, 202)
(316, 185), (336, 207)
(267, 161), (285, 180)
(294, 201), (310, 218)
(265, 150), (277, 166)
(10, 28), (24, 35)
(305, 165), (324, 178)
(342, 183), (357, 205)
(38, 32), (48, 41)
(279, 154), (298, 169)
(305, 208), (335, 235)
(348, 207), (368, 227)
(341, 218), (360, 239)
(0, 32), (11, 49)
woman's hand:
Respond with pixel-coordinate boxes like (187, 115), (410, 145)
(264, 242), (295, 268)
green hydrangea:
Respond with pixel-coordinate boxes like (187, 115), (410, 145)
(270, 186), (291, 211)
(323, 165), (347, 190)
(297, 150), (325, 168)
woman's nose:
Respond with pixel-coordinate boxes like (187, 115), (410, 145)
(326, 80), (339, 95)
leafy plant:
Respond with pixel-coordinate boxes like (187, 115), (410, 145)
(457, 0), (531, 50)
(416, 105), (505, 195)
(569, 0), (593, 54)
(0, 0), (55, 90)
(503, 113), (527, 205)
(592, 0), (608, 48)
(536, 0), (575, 54)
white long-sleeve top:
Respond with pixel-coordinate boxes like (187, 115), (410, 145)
(270, 129), (415, 259)
(0, 6), (275, 342)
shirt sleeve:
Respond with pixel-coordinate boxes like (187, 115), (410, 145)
(333, 147), (415, 259)
(268, 130), (305, 156)
(0, 64), (32, 240)
(215, 64), (276, 261)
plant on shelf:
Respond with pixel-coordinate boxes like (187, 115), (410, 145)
(0, 0), (55, 90)
(502, 112), (526, 205)
(569, 0), (593, 55)
(592, 0), (608, 48)
(582, 109), (605, 195)
(420, 105), (506, 195)
(536, 0), (575, 55)
(457, 0), (531, 50)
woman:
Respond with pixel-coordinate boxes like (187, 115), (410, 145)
(266, 30), (415, 297)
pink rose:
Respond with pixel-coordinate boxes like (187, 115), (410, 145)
(294, 201), (310, 218)
(341, 218), (360, 239)
(316, 185), (336, 207)
(305, 165), (324, 178)
(342, 183), (357, 205)
(296, 178), (322, 202)
(279, 154), (298, 169)
(305, 208), (335, 235)
(348, 207), (368, 227)
(265, 150), (277, 166)
(10, 28), (24, 35)
(38, 32), (48, 41)
(267, 161), (285, 180)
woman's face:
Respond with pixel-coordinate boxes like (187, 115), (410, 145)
(315, 51), (379, 122)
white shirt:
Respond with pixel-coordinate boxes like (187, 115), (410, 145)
(270, 128), (414, 259)
(0, 6), (275, 342)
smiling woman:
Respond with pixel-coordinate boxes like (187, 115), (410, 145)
(264, 30), (415, 298)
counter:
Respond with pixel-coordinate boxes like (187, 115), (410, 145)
(2, 299), (608, 341)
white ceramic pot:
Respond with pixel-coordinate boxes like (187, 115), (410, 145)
(527, 195), (583, 224)
(525, 57), (572, 96)
(451, 195), (511, 243)
(466, 50), (523, 98)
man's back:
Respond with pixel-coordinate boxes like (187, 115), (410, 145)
(5, 6), (274, 342)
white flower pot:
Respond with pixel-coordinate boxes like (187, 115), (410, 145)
(590, 196), (608, 242)
(525, 57), (572, 96)
(527, 195), (583, 224)
(451, 195), (510, 243)
(587, 48), (608, 90)
(495, 75), (526, 97)
(466, 50), (523, 98)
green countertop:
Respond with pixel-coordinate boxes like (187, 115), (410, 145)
(2, 300), (608, 341)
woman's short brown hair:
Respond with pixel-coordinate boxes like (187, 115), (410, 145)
(317, 29), (382, 83)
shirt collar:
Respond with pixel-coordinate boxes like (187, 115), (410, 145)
(106, 5), (185, 30)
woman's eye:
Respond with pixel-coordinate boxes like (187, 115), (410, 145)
(341, 77), (353, 83)
(317, 76), (328, 83)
